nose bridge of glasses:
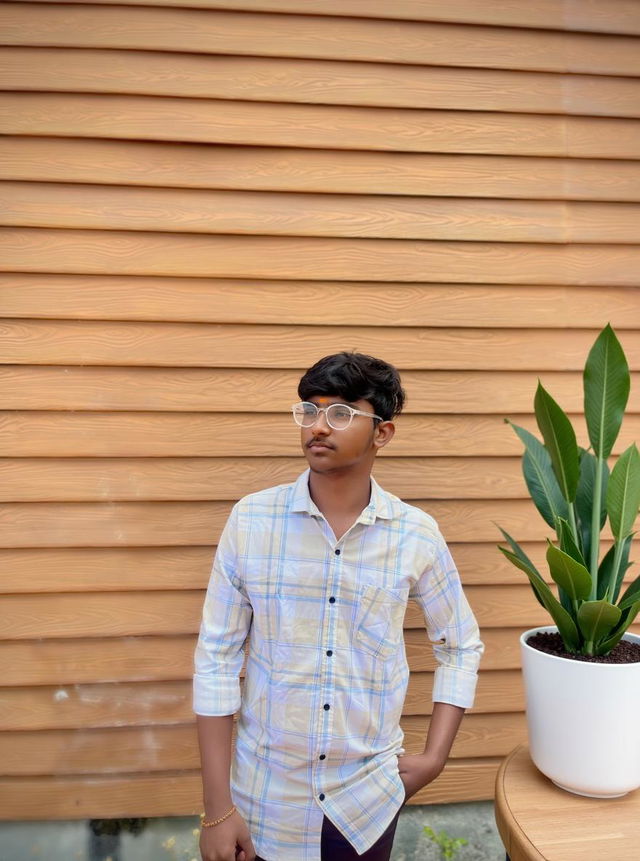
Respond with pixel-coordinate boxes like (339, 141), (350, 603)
(311, 404), (333, 429)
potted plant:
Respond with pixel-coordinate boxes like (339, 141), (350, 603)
(498, 323), (640, 798)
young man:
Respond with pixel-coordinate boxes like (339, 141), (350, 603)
(193, 352), (484, 861)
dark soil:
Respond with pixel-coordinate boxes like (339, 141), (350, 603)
(527, 631), (640, 664)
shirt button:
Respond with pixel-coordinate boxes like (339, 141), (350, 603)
(323, 703), (330, 710)
(329, 596), (336, 604)
(319, 793), (325, 801)
(319, 754), (326, 760)
(334, 549), (341, 555)
(326, 650), (333, 656)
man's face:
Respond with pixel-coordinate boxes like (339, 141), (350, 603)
(299, 395), (385, 474)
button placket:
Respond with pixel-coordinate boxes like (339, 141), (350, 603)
(315, 544), (342, 804)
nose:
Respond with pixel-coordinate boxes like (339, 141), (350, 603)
(310, 409), (331, 434)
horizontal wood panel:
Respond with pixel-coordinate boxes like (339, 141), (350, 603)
(0, 629), (528, 687)
(2, 319), (639, 369)
(0, 456), (545, 501)
(6, 182), (640, 244)
(4, 138), (640, 202)
(0, 671), (522, 732)
(2, 6), (639, 75)
(4, 94), (640, 159)
(3, 275), (639, 329)
(0, 585), (546, 639)
(0, 541), (618, 592)
(2, 412), (638, 457)
(0, 499), (573, 546)
(0, 453), (633, 506)
(0, 756), (499, 817)
(4, 48), (640, 117)
(9, 622), (634, 686)
(0, 713), (526, 776)
(18, 0), (640, 34)
(2, 368), (639, 414)
(5, 229), (640, 285)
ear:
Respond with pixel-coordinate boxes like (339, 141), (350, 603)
(373, 420), (395, 450)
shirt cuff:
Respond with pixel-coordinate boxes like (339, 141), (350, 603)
(432, 666), (478, 710)
(192, 672), (241, 716)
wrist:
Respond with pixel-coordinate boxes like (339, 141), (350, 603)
(203, 797), (234, 819)
(420, 750), (447, 774)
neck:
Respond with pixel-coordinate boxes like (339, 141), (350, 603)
(307, 465), (372, 520)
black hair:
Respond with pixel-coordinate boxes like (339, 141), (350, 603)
(297, 351), (405, 422)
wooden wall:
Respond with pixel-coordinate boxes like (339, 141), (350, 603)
(1, 0), (639, 819)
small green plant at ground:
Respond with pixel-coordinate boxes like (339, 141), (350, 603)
(423, 824), (468, 859)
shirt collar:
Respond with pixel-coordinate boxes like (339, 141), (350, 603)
(289, 469), (393, 522)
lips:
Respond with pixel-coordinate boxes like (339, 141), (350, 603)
(307, 441), (334, 450)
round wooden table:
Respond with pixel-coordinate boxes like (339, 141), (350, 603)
(494, 745), (640, 860)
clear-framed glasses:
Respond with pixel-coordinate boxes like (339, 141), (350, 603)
(291, 401), (383, 430)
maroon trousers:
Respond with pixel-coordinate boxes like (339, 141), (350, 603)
(255, 806), (402, 861)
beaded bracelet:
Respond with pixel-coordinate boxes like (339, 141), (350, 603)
(201, 805), (237, 828)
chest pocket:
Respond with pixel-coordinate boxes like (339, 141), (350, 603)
(355, 584), (409, 660)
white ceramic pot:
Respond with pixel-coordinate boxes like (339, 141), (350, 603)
(520, 625), (640, 798)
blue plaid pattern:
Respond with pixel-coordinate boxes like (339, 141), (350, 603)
(193, 469), (483, 860)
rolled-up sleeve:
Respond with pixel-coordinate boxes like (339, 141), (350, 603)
(410, 526), (484, 709)
(192, 505), (253, 716)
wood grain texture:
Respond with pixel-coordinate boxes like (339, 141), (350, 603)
(3, 275), (639, 328)
(17, 0), (640, 35)
(4, 138), (640, 201)
(3, 622), (632, 685)
(0, 586), (547, 639)
(2, 6), (639, 75)
(0, 629), (527, 686)
(2, 411), (639, 457)
(0, 671), (522, 728)
(0, 713), (527, 776)
(2, 367), (639, 413)
(2, 318), (639, 368)
(0, 455), (534, 501)
(2, 0), (640, 818)
(495, 746), (640, 861)
(4, 47), (640, 117)
(5, 182), (640, 243)
(4, 94), (640, 158)
(0, 498), (622, 546)
(0, 542), (620, 592)
(5, 228), (640, 284)
(0, 757), (499, 816)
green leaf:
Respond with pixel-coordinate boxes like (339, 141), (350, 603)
(618, 570), (640, 611)
(606, 444), (640, 540)
(594, 601), (640, 655)
(496, 525), (546, 609)
(602, 534), (634, 603)
(556, 517), (586, 567)
(507, 422), (569, 529)
(595, 538), (631, 601)
(577, 600), (621, 648)
(499, 546), (580, 650)
(546, 543), (592, 602)
(583, 324), (630, 460)
(575, 449), (609, 562)
(534, 382), (580, 502)
(554, 518), (584, 613)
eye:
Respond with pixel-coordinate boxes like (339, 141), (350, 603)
(331, 406), (352, 419)
(301, 403), (318, 416)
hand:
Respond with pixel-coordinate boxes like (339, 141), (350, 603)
(199, 811), (256, 861)
(397, 752), (445, 802)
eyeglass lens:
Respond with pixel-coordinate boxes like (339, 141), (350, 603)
(293, 403), (354, 429)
